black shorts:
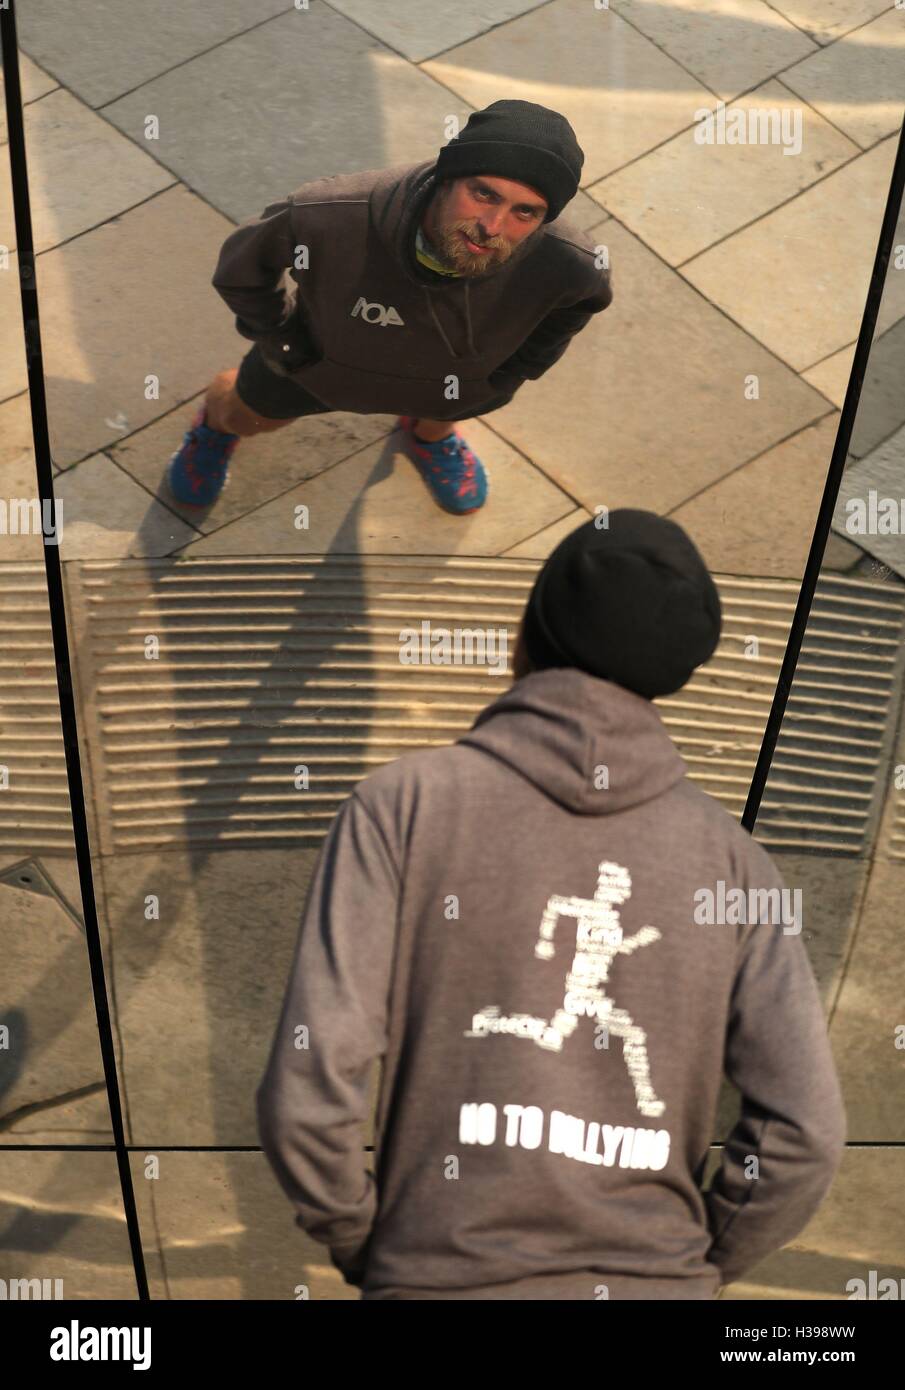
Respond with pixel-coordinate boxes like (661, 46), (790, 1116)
(234, 342), (519, 422)
(234, 343), (332, 420)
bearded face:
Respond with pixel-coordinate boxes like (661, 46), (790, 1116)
(423, 176), (547, 277)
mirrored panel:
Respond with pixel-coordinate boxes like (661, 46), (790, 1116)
(724, 156), (905, 1300)
(6, 0), (904, 1302)
(0, 56), (131, 1297)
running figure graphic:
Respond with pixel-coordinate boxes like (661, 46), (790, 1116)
(465, 860), (665, 1119)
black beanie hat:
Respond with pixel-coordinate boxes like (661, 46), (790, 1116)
(522, 510), (722, 699)
(434, 99), (584, 223)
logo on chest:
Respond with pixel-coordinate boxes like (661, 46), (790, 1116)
(351, 295), (405, 327)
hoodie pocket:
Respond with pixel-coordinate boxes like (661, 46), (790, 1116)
(258, 313), (323, 377)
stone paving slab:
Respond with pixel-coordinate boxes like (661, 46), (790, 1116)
(100, 5), (475, 222)
(588, 79), (860, 267)
(5, 186), (243, 467)
(681, 135), (902, 373)
(768, 0), (895, 47)
(328, 0), (550, 64)
(831, 423), (905, 579)
(0, 396), (39, 480)
(13, 0), (291, 110)
(821, 530), (866, 572)
(714, 849), (867, 1141)
(849, 315), (905, 461)
(129, 1149), (358, 1299)
(0, 1151), (157, 1299)
(610, 0), (818, 101)
(113, 392), (394, 538)
(421, 0), (715, 187)
(0, 51), (59, 144)
(706, 1146), (905, 1299)
(0, 880), (109, 1134)
(0, 89), (175, 257)
(2, 853), (89, 928)
(781, 8), (905, 149)
(179, 419), (578, 557)
(0, 450), (47, 562)
(4, 1087), (114, 1146)
(830, 858), (905, 1141)
(0, 249), (26, 406)
(766, 853), (868, 1013)
(55, 453), (198, 559)
(669, 411), (839, 579)
(557, 190), (611, 235)
(484, 220), (830, 522)
(500, 507), (594, 557)
(0, 842), (126, 1143)
(90, 846), (379, 1148)
(802, 342), (858, 407)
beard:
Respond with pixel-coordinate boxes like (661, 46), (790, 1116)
(427, 203), (541, 278)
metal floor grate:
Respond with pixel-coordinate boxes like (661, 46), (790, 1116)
(55, 555), (905, 857)
(655, 572), (904, 855)
(877, 652), (905, 863)
(0, 563), (73, 853)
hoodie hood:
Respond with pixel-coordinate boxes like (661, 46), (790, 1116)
(458, 666), (687, 814)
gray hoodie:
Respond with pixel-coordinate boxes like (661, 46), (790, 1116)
(211, 160), (613, 420)
(257, 667), (850, 1295)
(256, 667), (846, 1300)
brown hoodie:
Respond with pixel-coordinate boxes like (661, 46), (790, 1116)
(211, 159), (613, 420)
(256, 668), (847, 1300)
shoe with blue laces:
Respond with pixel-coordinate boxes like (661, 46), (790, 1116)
(166, 404), (240, 508)
(398, 416), (489, 514)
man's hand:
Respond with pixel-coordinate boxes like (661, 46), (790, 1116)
(330, 1230), (374, 1288)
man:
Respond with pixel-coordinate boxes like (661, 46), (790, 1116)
(166, 99), (612, 515)
(256, 510), (847, 1300)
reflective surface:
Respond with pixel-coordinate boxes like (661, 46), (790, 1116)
(2, 0), (904, 1301)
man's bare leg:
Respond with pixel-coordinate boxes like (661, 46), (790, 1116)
(411, 417), (459, 442)
(204, 367), (295, 436)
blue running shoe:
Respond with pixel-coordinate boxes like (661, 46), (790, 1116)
(398, 416), (489, 514)
(167, 404), (240, 507)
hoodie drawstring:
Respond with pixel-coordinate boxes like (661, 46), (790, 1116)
(421, 283), (477, 360)
(423, 288), (458, 358)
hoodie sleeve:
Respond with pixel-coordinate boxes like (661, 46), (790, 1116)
(211, 195), (300, 341)
(491, 261), (612, 385)
(256, 791), (400, 1284)
(704, 855), (847, 1287)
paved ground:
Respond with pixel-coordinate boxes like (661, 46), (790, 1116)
(1, 0), (904, 1301)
